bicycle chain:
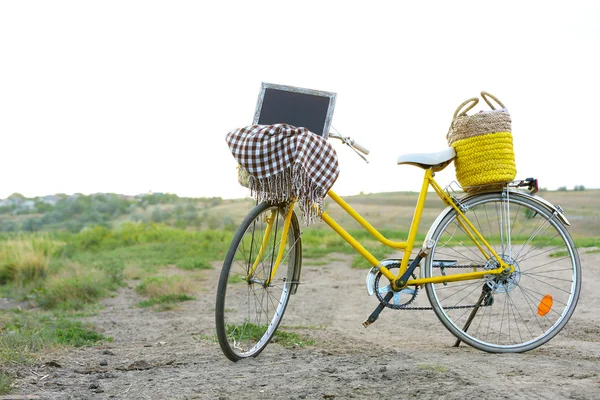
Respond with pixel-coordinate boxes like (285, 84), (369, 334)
(389, 264), (493, 310)
(389, 303), (489, 311)
(434, 264), (487, 269)
(376, 264), (493, 310)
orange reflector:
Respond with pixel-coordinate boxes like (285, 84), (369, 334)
(538, 294), (553, 316)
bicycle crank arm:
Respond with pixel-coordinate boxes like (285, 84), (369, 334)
(363, 291), (394, 328)
(394, 250), (427, 290)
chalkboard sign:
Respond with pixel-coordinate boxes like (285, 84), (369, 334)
(253, 83), (337, 138)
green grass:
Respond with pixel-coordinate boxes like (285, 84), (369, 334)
(176, 257), (212, 270)
(61, 224), (228, 282)
(351, 244), (397, 269)
(0, 371), (12, 395)
(0, 309), (110, 366)
(418, 363), (449, 373)
(194, 333), (218, 343)
(270, 330), (316, 348)
(138, 294), (195, 309)
(226, 323), (315, 348)
(301, 228), (411, 259)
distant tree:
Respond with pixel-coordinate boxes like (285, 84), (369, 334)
(557, 186), (568, 192)
(0, 220), (18, 232)
(573, 185), (586, 191)
(22, 217), (42, 232)
(8, 192), (26, 200)
(34, 201), (54, 213)
(0, 205), (15, 214)
(209, 197), (223, 207)
(151, 208), (172, 223)
(130, 213), (148, 223)
(173, 204), (185, 218)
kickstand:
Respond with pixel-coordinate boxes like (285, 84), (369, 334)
(453, 286), (491, 347)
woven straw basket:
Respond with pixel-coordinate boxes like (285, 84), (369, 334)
(447, 92), (517, 190)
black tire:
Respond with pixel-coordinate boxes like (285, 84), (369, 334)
(215, 202), (302, 361)
(425, 192), (581, 353)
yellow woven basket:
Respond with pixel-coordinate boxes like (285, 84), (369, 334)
(447, 92), (517, 189)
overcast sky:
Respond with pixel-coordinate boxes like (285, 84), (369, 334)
(1, 1), (598, 200)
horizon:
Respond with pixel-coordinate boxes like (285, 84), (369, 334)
(2, 184), (598, 202)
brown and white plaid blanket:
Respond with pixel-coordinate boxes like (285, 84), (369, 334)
(226, 124), (339, 224)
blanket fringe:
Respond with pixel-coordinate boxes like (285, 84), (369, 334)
(247, 163), (325, 225)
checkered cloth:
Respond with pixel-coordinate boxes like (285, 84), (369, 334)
(226, 124), (339, 224)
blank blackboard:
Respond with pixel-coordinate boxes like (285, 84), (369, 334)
(253, 83), (337, 138)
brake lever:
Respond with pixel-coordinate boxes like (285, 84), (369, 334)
(346, 141), (369, 163)
(330, 131), (369, 163)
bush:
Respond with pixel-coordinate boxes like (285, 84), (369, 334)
(0, 235), (63, 285)
(35, 263), (111, 310)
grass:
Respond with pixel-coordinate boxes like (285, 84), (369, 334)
(301, 228), (412, 260)
(0, 371), (11, 395)
(0, 309), (110, 366)
(138, 294), (195, 309)
(270, 330), (316, 348)
(226, 323), (315, 348)
(135, 276), (196, 310)
(418, 363), (449, 373)
(35, 262), (113, 310)
(60, 224), (229, 286)
(0, 235), (64, 285)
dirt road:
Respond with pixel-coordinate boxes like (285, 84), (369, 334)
(8, 250), (600, 400)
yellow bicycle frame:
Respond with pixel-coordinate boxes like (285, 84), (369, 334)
(249, 169), (511, 289)
(247, 202), (296, 287)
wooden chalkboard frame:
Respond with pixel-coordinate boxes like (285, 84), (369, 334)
(253, 82), (337, 139)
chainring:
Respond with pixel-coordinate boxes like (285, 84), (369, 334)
(374, 264), (418, 309)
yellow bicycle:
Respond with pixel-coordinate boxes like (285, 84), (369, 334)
(215, 133), (581, 361)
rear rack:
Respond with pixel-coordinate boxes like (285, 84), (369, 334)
(445, 178), (539, 197)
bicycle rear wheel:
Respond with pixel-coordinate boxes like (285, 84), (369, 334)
(215, 202), (302, 361)
(425, 191), (581, 353)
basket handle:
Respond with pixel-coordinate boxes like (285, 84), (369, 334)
(481, 91), (506, 110)
(453, 97), (479, 119)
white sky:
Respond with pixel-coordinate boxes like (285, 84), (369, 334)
(1, 0), (599, 200)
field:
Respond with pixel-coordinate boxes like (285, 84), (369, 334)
(1, 189), (599, 399)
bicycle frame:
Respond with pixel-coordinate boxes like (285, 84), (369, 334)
(255, 168), (511, 288)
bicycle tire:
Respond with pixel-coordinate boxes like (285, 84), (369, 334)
(215, 202), (302, 361)
(424, 191), (581, 353)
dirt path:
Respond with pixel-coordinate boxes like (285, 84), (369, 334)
(8, 251), (600, 400)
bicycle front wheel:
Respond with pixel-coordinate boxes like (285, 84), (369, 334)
(424, 191), (581, 353)
(215, 202), (302, 361)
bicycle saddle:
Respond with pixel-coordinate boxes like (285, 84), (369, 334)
(397, 147), (456, 172)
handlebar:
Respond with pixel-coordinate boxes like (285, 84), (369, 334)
(329, 131), (370, 156)
(351, 140), (370, 156)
